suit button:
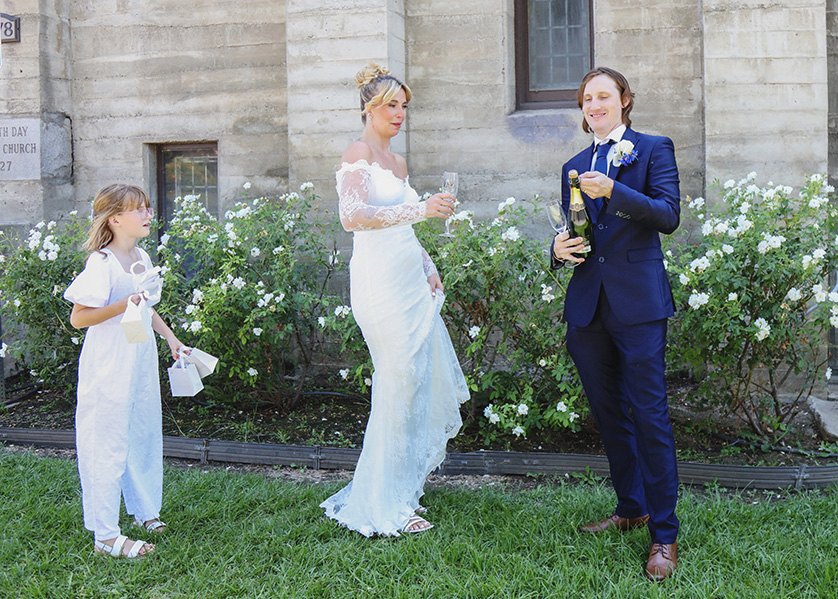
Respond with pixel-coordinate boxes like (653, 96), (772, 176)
(598, 257), (605, 263)
(598, 224), (604, 230)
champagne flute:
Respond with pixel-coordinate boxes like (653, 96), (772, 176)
(439, 171), (458, 238)
(546, 200), (578, 268)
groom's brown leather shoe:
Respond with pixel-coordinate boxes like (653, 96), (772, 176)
(578, 513), (650, 534)
(645, 542), (677, 581)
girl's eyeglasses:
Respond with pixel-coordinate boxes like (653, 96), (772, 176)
(120, 206), (155, 217)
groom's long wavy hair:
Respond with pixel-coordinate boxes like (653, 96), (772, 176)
(577, 67), (635, 134)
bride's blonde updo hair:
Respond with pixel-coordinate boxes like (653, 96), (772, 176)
(355, 62), (412, 124)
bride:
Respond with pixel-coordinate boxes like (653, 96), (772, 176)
(320, 63), (469, 536)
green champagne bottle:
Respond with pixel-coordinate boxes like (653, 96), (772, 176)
(568, 169), (595, 259)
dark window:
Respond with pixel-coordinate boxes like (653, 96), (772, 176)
(515, 0), (593, 109)
(156, 143), (218, 224)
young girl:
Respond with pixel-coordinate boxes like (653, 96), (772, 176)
(64, 183), (185, 558)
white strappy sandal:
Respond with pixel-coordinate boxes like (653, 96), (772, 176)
(402, 515), (433, 534)
(94, 535), (152, 559)
(134, 518), (167, 533)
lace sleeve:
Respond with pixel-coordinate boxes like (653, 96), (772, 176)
(337, 164), (427, 231)
(421, 248), (438, 278)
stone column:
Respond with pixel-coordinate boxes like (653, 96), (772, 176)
(285, 0), (407, 207)
(703, 0), (828, 186)
(828, 0), (838, 394)
(0, 0), (73, 227)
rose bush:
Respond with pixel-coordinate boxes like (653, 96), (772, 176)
(412, 196), (585, 445)
(154, 185), (362, 410)
(665, 173), (838, 437)
(0, 214), (96, 390)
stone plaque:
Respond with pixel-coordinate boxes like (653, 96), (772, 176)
(0, 118), (41, 180)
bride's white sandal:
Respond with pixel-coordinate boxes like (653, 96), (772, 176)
(403, 515), (433, 534)
(94, 535), (153, 559)
(134, 518), (166, 533)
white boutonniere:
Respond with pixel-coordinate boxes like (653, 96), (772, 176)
(612, 140), (638, 167)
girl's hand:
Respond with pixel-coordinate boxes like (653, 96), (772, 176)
(167, 337), (189, 361)
(124, 293), (142, 307)
(427, 273), (444, 297)
(425, 194), (455, 219)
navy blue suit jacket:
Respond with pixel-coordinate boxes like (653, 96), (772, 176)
(551, 128), (680, 327)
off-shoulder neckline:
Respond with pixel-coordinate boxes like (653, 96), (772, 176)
(338, 159), (409, 184)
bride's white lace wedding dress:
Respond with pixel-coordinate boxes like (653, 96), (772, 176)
(320, 159), (469, 536)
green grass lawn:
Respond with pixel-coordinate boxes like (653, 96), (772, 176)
(1, 448), (836, 599)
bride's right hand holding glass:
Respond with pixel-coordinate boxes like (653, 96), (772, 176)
(425, 193), (455, 219)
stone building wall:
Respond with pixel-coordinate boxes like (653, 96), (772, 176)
(0, 0), (831, 225)
(66, 0), (288, 211)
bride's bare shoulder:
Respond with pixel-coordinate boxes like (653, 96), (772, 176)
(341, 141), (374, 166)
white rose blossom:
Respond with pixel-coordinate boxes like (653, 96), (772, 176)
(339, 369), (349, 380)
(468, 325), (480, 339)
(688, 291), (710, 310)
(812, 284), (827, 303)
(517, 403), (529, 416)
(247, 367), (258, 376)
(501, 226), (520, 242)
(541, 284), (555, 303)
(556, 401), (567, 413)
(754, 318), (770, 341)
(253, 327), (263, 336)
(689, 257), (710, 273)
(512, 426), (525, 437)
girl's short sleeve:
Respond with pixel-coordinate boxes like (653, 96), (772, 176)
(63, 252), (112, 308)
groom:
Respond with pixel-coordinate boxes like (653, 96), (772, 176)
(551, 67), (681, 581)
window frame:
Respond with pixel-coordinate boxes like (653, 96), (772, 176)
(514, 0), (594, 110)
(155, 142), (219, 226)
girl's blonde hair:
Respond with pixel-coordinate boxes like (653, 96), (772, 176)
(355, 63), (412, 124)
(83, 184), (151, 255)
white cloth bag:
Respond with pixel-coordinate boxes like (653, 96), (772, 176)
(167, 355), (204, 397)
(120, 296), (154, 344)
(182, 347), (218, 379)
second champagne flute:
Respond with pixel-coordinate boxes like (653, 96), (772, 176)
(546, 200), (579, 269)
